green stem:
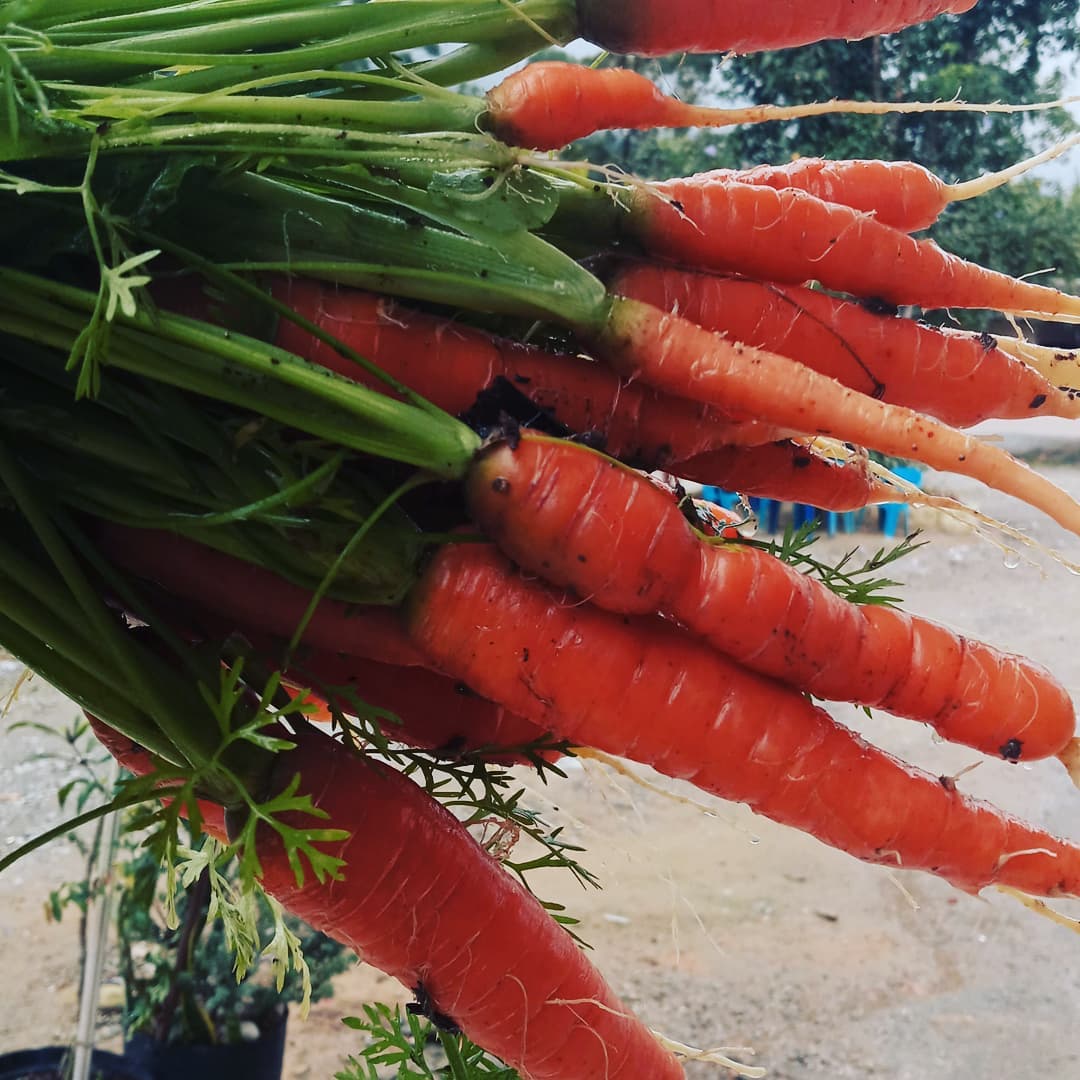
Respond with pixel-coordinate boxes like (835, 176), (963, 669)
(0, 270), (482, 477)
(157, 169), (610, 331)
(439, 1031), (471, 1080)
(57, 79), (486, 136)
(43, 0), (331, 36)
(0, 603), (178, 762)
(13, 0), (576, 88)
(0, 437), (186, 727)
(141, 232), (449, 416)
(286, 472), (430, 657)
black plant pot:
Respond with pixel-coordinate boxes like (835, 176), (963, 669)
(123, 1010), (287, 1080)
(0, 1047), (151, 1080)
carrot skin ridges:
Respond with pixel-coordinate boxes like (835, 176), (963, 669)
(594, 297), (1080, 540)
(575, 0), (978, 57)
(465, 435), (1076, 761)
(625, 177), (1080, 317)
(92, 715), (682, 1078)
(406, 542), (1080, 899)
(256, 726), (685, 1080)
(271, 277), (782, 466)
(709, 159), (949, 232)
(95, 526), (557, 761)
(612, 265), (1080, 427)
(673, 441), (886, 511)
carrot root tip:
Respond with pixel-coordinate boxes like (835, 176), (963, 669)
(1057, 737), (1080, 789)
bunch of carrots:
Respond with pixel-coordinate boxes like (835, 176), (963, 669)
(4, 0), (1080, 1075)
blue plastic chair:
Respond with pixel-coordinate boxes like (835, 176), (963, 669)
(878, 464), (923, 536)
(792, 503), (820, 533)
(825, 509), (861, 537)
(699, 485), (743, 513)
(749, 496), (781, 534)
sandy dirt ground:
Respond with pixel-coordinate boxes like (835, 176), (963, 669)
(4, 459), (1080, 1079)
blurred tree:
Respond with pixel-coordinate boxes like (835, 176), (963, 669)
(721, 0), (1079, 175)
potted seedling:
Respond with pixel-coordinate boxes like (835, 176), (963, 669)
(115, 818), (351, 1080)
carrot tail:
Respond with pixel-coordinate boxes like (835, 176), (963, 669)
(256, 725), (685, 1080)
(594, 298), (1080, 541)
(611, 264), (1080, 427)
(465, 435), (1076, 763)
(406, 542), (1080, 899)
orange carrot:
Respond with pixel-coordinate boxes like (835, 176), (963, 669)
(92, 714), (683, 1079)
(611, 264), (1080, 427)
(687, 138), (1080, 233)
(483, 62), (1072, 153)
(577, 0), (979, 57)
(268, 277), (788, 464)
(618, 176), (1080, 318)
(281, 648), (558, 762)
(406, 540), (1080, 898)
(86, 714), (228, 838)
(94, 524), (430, 669)
(592, 297), (1080, 539)
(465, 434), (1076, 762)
(674, 440), (890, 511)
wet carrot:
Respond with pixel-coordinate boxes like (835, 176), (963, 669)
(592, 297), (1080, 539)
(406, 540), (1080, 898)
(577, 0), (979, 57)
(465, 434), (1076, 762)
(611, 264), (1080, 427)
(618, 177), (1080, 318)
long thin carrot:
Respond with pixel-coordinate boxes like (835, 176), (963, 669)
(465, 435), (1076, 763)
(605, 177), (1080, 318)
(592, 296), (1080, 539)
(610, 264), (1080, 428)
(483, 62), (1076, 153)
(267, 277), (789, 464)
(687, 138), (1080, 233)
(576, 0), (979, 57)
(406, 540), (1080, 898)
(91, 715), (684, 1080)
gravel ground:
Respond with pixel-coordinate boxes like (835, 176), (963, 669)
(4, 461), (1080, 1078)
